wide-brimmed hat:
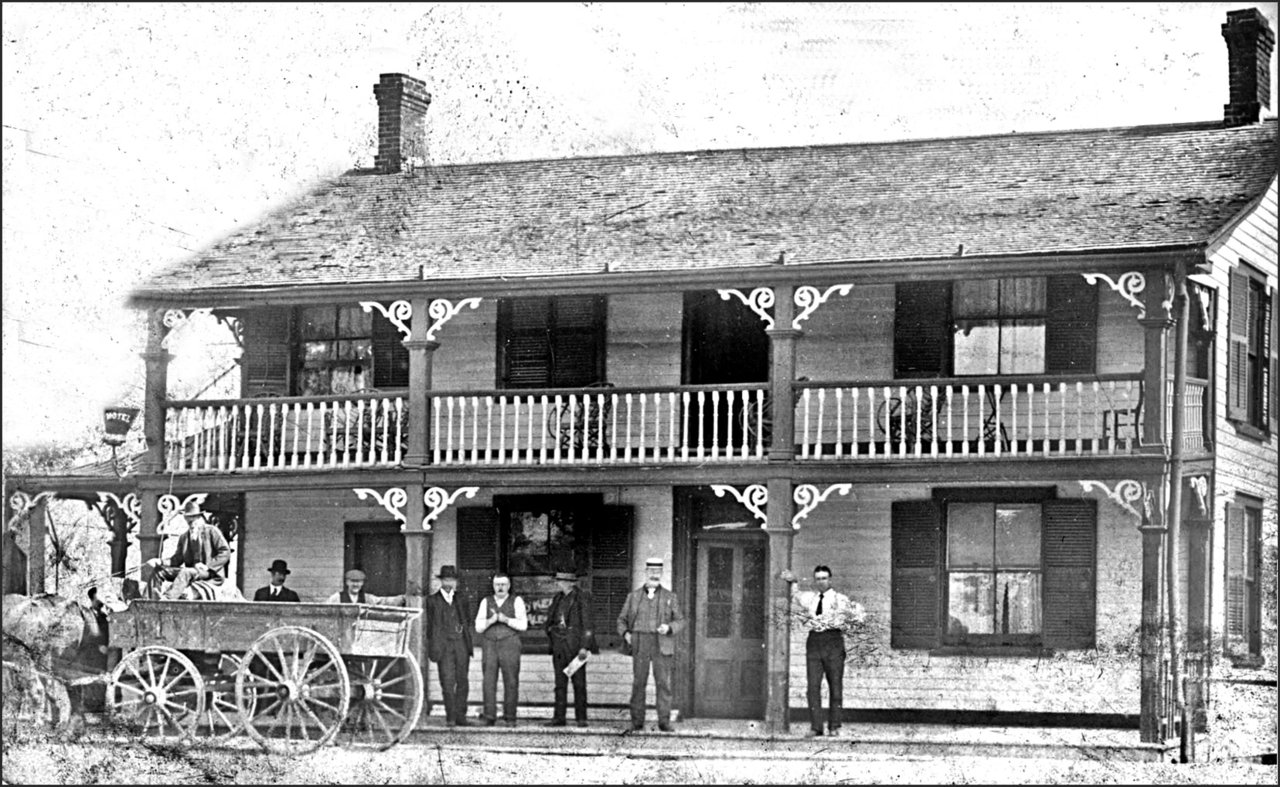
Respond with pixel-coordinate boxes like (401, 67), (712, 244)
(344, 569), (367, 582)
(554, 570), (578, 582)
(180, 499), (206, 519)
(436, 565), (459, 580)
(267, 559), (291, 575)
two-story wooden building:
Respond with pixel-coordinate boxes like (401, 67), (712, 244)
(6, 7), (1275, 743)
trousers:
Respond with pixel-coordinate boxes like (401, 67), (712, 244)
(141, 563), (209, 600)
(806, 630), (845, 731)
(481, 635), (522, 722)
(435, 638), (471, 724)
(550, 639), (588, 722)
(629, 632), (672, 725)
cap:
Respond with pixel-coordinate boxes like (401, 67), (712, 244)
(344, 569), (367, 582)
(645, 557), (664, 568)
(554, 570), (578, 582)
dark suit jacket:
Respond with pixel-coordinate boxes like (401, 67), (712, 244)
(425, 589), (474, 662)
(616, 585), (685, 657)
(253, 585), (301, 602)
(546, 587), (597, 654)
(167, 523), (230, 582)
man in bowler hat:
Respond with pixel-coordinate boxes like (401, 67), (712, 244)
(545, 569), (596, 727)
(425, 565), (475, 727)
(253, 559), (301, 602)
(616, 556), (684, 732)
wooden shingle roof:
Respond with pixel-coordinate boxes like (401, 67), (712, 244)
(132, 119), (1277, 299)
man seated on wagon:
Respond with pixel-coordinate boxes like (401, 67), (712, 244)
(140, 499), (231, 600)
(325, 569), (406, 606)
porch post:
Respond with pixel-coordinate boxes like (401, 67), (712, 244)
(137, 488), (162, 568)
(26, 496), (49, 595)
(1138, 272), (1172, 451)
(766, 285), (798, 463)
(1138, 487), (1167, 743)
(402, 480), (432, 716)
(403, 296), (437, 467)
(764, 476), (795, 732)
(138, 309), (172, 475)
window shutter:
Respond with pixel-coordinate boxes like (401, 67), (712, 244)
(890, 500), (941, 649)
(1226, 503), (1245, 639)
(1042, 499), (1097, 649)
(1045, 275), (1097, 374)
(499, 298), (551, 387)
(1266, 288), (1276, 432)
(894, 282), (951, 378)
(1227, 269), (1251, 421)
(240, 307), (292, 395)
(371, 305), (409, 389)
(589, 505), (632, 649)
(456, 506), (499, 603)
(551, 296), (606, 387)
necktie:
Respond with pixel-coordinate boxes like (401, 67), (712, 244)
(815, 592), (824, 616)
(272, 587), (279, 597)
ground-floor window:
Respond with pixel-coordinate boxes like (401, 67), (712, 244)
(891, 488), (1096, 651)
(1226, 496), (1264, 664)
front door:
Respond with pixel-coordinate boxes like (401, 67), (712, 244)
(693, 537), (767, 718)
(344, 522), (406, 596)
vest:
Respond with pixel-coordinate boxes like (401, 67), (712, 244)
(482, 595), (519, 641)
(341, 589), (367, 604)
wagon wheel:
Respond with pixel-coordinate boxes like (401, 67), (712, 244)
(200, 675), (252, 742)
(236, 626), (350, 756)
(341, 652), (424, 749)
(106, 646), (205, 742)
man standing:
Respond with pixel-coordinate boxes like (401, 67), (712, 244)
(253, 559), (301, 602)
(140, 500), (230, 600)
(325, 569), (406, 605)
(780, 565), (865, 737)
(474, 572), (528, 727)
(425, 565), (475, 728)
(544, 570), (595, 728)
(616, 556), (684, 732)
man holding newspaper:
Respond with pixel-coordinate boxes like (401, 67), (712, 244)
(544, 569), (596, 727)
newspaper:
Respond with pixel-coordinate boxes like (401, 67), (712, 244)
(562, 651), (590, 677)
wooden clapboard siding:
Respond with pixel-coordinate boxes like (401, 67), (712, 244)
(441, 652), (649, 715)
(796, 283), (895, 381)
(1204, 177), (1278, 662)
(607, 293), (683, 388)
(784, 482), (1141, 715)
(433, 299), (498, 390)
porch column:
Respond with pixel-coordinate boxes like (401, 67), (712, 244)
(764, 476), (795, 731)
(1138, 273), (1172, 451)
(403, 296), (437, 467)
(1138, 480), (1167, 743)
(766, 285), (798, 463)
(402, 480), (432, 713)
(137, 488), (163, 568)
(1185, 515), (1211, 733)
(26, 496), (49, 595)
(138, 309), (172, 475)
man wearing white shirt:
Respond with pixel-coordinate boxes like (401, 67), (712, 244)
(474, 572), (528, 727)
(781, 564), (865, 737)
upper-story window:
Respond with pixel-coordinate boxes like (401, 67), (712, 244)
(895, 275), (1096, 378)
(497, 295), (606, 389)
(298, 305), (373, 395)
(1228, 263), (1275, 435)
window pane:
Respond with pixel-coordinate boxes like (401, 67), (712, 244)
(338, 305), (372, 336)
(1000, 320), (1045, 374)
(948, 503), (993, 568)
(299, 306), (334, 339)
(954, 280), (999, 317)
(337, 339), (372, 361)
(299, 368), (330, 396)
(995, 505), (1041, 567)
(509, 512), (550, 575)
(706, 547), (734, 639)
(1001, 278), (1046, 316)
(303, 341), (333, 362)
(996, 572), (1042, 633)
(740, 545), (766, 640)
(948, 572), (994, 635)
(954, 320), (999, 375)
(548, 509), (578, 571)
(329, 366), (365, 395)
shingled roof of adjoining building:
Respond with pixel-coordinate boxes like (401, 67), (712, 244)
(132, 119), (1278, 299)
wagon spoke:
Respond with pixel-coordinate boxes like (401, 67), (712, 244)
(306, 695), (343, 716)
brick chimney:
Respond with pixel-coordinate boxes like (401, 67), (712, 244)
(1222, 8), (1275, 127)
(373, 73), (432, 173)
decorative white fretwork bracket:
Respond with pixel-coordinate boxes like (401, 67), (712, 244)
(1189, 476), (1210, 517)
(1081, 272), (1147, 318)
(710, 484), (769, 528)
(716, 288), (775, 330)
(427, 298), (482, 341)
(360, 300), (413, 341)
(161, 308), (215, 349)
(7, 491), (57, 555)
(96, 492), (141, 531)
(791, 484), (854, 529)
(1078, 479), (1145, 522)
(423, 486), (479, 531)
(354, 487), (408, 527)
(792, 285), (853, 330)
(1193, 286), (1213, 332)
(157, 493), (208, 535)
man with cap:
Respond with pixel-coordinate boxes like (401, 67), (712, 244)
(616, 556), (684, 732)
(545, 569), (596, 728)
(474, 571), (528, 727)
(253, 559), (301, 602)
(326, 569), (407, 606)
(140, 499), (230, 600)
(425, 565), (475, 727)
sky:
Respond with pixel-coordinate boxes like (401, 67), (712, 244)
(3, 2), (1278, 451)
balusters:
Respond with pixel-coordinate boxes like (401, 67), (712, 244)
(668, 392), (678, 462)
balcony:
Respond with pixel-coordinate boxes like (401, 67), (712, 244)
(162, 373), (1210, 474)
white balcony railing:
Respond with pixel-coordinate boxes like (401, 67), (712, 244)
(794, 374), (1145, 460)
